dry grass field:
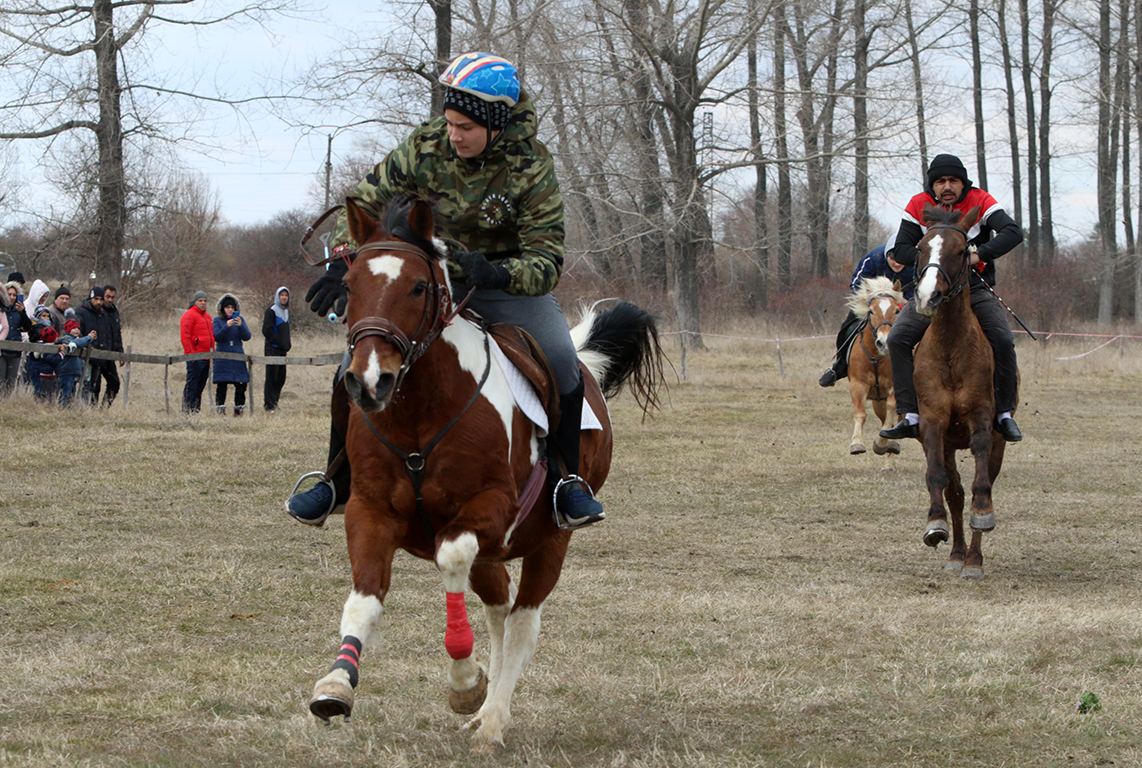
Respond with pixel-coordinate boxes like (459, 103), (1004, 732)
(1, 316), (1140, 768)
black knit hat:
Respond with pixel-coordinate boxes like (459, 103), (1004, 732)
(443, 89), (512, 132)
(89, 286), (105, 299)
(7, 272), (24, 283)
(927, 154), (972, 191)
(54, 285), (70, 298)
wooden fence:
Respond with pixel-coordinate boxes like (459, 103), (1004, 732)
(0, 339), (343, 414)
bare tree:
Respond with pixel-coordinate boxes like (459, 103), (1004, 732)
(0, 0), (288, 284)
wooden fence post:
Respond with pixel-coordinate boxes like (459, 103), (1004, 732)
(164, 362), (170, 414)
(248, 356), (256, 416)
(123, 345), (131, 408)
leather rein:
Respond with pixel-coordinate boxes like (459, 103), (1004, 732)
(344, 239), (487, 541)
(918, 223), (971, 301)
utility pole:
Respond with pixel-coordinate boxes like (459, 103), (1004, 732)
(324, 134), (333, 210)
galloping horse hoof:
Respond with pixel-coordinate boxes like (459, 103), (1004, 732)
(923, 520), (950, 548)
(970, 512), (996, 532)
(875, 439), (900, 455)
(449, 667), (487, 715)
(960, 566), (985, 580)
(310, 681), (354, 724)
(850, 442), (867, 455)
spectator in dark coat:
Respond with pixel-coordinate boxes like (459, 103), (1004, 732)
(75, 286), (117, 407)
(2, 282), (33, 394)
(261, 286), (291, 411)
(180, 290), (213, 413)
(212, 293), (251, 416)
(100, 285), (124, 401)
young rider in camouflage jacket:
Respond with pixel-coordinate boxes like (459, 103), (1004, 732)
(288, 52), (605, 530)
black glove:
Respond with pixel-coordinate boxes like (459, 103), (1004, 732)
(457, 250), (512, 290)
(306, 258), (350, 317)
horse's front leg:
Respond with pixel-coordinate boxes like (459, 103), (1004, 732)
(434, 491), (513, 730)
(942, 445), (967, 572)
(848, 379), (870, 455)
(466, 533), (570, 754)
(920, 422), (950, 547)
(310, 500), (397, 724)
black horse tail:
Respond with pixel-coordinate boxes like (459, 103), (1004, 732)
(570, 300), (667, 416)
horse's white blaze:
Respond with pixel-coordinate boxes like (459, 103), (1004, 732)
(436, 532), (479, 593)
(916, 233), (944, 310)
(874, 298), (893, 349)
(366, 255), (404, 281)
(473, 605), (543, 744)
(362, 348), (383, 390)
(340, 590), (385, 648)
(442, 320), (515, 453)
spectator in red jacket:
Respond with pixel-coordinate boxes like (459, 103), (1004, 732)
(180, 290), (213, 413)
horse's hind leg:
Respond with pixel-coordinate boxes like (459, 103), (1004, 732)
(466, 534), (570, 753)
(310, 508), (395, 724)
(469, 561), (517, 691)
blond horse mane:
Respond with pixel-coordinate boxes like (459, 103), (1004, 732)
(846, 276), (905, 319)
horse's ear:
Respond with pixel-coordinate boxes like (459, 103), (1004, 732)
(893, 279), (903, 293)
(958, 206), (982, 232)
(406, 199), (435, 243)
(345, 198), (377, 246)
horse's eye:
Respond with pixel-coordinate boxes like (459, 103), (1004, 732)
(412, 281), (428, 297)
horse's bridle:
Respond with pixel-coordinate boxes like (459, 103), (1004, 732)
(918, 223), (972, 301)
(346, 239), (467, 392)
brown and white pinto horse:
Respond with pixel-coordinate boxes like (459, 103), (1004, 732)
(307, 197), (664, 751)
(912, 203), (1011, 579)
(844, 276), (904, 460)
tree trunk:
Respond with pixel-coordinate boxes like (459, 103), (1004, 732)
(1020, 0), (1040, 266)
(970, 0), (988, 189)
(998, 0), (1024, 260)
(905, 0), (928, 182)
(93, 0), (126, 284)
(1097, 0), (1116, 323)
(428, 0), (452, 115)
(748, 16), (769, 309)
(1039, 0), (1057, 262)
(774, 1), (793, 291)
(853, 0), (870, 260)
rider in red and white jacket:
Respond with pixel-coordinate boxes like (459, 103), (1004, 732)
(879, 154), (1025, 443)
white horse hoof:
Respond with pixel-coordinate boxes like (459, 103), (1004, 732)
(310, 681), (354, 723)
(850, 443), (867, 455)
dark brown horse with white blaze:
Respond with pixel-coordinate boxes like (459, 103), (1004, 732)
(845, 276), (904, 462)
(912, 203), (1011, 579)
(307, 197), (664, 752)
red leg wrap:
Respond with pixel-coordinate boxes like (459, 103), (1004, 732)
(444, 591), (474, 660)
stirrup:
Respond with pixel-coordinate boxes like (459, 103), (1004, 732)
(552, 475), (605, 530)
(286, 471), (336, 526)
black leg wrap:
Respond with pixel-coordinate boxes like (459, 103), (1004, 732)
(331, 635), (362, 688)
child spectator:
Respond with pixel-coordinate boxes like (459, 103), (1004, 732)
(58, 318), (95, 407)
(212, 294), (251, 416)
(26, 312), (60, 400)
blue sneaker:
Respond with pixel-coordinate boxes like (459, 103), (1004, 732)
(287, 479), (335, 526)
(554, 477), (605, 529)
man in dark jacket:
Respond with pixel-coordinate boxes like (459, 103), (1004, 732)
(261, 286), (291, 411)
(100, 285), (124, 406)
(75, 286), (116, 407)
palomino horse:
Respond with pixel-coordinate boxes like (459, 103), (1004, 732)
(844, 276), (904, 460)
(306, 197), (665, 752)
(912, 203), (1011, 579)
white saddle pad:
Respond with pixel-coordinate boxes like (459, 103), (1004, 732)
(489, 340), (603, 438)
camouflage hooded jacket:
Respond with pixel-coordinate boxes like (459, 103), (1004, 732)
(330, 92), (564, 297)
